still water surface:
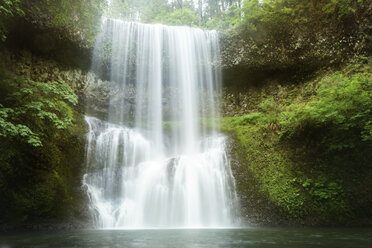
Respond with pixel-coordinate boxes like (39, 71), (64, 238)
(1, 228), (372, 248)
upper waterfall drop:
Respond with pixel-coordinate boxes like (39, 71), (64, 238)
(84, 18), (239, 228)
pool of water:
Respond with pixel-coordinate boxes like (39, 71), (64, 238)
(1, 227), (372, 247)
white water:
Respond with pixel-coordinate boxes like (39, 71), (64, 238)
(84, 19), (238, 228)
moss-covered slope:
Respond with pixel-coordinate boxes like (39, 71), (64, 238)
(221, 60), (372, 226)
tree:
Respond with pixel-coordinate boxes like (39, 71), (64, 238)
(104, 0), (127, 19)
(153, 7), (199, 26)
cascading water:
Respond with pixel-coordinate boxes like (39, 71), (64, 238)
(84, 18), (239, 228)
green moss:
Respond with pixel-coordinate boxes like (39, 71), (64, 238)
(220, 60), (372, 224)
(279, 68), (372, 146)
(220, 119), (307, 219)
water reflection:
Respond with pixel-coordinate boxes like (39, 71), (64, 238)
(1, 228), (372, 248)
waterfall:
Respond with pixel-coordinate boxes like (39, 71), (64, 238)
(84, 18), (238, 228)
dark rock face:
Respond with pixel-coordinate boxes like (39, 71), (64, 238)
(19, 0), (102, 49)
(219, 11), (370, 88)
(5, 18), (93, 70)
(220, 31), (361, 72)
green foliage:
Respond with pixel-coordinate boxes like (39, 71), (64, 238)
(52, 0), (105, 41)
(301, 176), (347, 216)
(103, 0), (127, 19)
(220, 61), (372, 223)
(0, 70), (77, 147)
(204, 5), (242, 30)
(100, 0), (244, 28)
(220, 118), (307, 218)
(153, 8), (199, 26)
(0, 108), (87, 224)
(36, 0), (366, 32)
(302, 177), (343, 201)
(231, 0), (371, 36)
(0, 0), (24, 41)
(22, 0), (106, 43)
(139, 0), (171, 23)
(0, 59), (86, 224)
(259, 97), (276, 112)
(105, 0), (171, 23)
(105, 0), (200, 27)
(279, 64), (372, 151)
(2, 0), (366, 38)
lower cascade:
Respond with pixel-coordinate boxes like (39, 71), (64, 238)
(84, 18), (239, 228)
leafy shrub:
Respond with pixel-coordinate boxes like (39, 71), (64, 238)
(0, 64), (86, 224)
(259, 97), (276, 112)
(279, 67), (372, 150)
(0, 0), (24, 41)
(0, 70), (78, 147)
